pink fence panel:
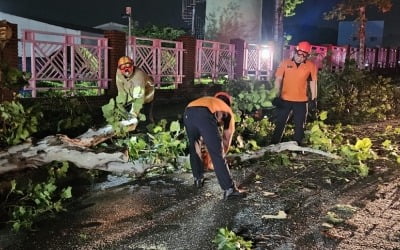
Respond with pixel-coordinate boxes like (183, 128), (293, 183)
(22, 30), (109, 97)
(309, 45), (328, 69)
(387, 48), (398, 68)
(244, 43), (274, 80)
(329, 46), (347, 71)
(348, 47), (360, 63)
(128, 37), (184, 88)
(376, 48), (388, 68)
(364, 48), (377, 69)
(195, 40), (235, 82)
(283, 45), (296, 59)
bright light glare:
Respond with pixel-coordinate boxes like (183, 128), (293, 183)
(260, 48), (271, 60)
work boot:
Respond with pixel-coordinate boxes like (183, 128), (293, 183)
(296, 140), (304, 147)
(223, 186), (246, 200)
(194, 177), (205, 188)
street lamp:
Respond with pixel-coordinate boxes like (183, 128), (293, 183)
(191, 5), (195, 36)
(122, 6), (132, 58)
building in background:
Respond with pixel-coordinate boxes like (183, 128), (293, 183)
(0, 11), (103, 58)
(337, 20), (384, 48)
(94, 22), (127, 32)
(0, 10), (105, 76)
(181, 0), (206, 39)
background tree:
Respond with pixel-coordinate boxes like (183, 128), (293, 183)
(131, 24), (186, 40)
(274, 0), (304, 69)
(324, 0), (392, 69)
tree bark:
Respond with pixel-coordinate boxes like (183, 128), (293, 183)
(274, 0), (285, 69)
(358, 6), (366, 69)
(0, 136), (162, 176)
(59, 118), (138, 148)
(0, 118), (145, 176)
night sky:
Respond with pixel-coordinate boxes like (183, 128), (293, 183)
(0, 0), (399, 45)
(0, 0), (185, 28)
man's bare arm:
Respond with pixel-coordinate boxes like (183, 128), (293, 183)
(310, 80), (317, 100)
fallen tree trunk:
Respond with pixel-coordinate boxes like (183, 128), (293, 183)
(59, 118), (138, 148)
(0, 118), (151, 176)
(1, 120), (339, 177)
(0, 135), (158, 176)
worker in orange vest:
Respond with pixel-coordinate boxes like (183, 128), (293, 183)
(271, 41), (318, 146)
(116, 56), (155, 117)
(183, 92), (245, 200)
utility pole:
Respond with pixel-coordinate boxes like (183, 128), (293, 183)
(124, 6), (133, 58)
(191, 4), (196, 36)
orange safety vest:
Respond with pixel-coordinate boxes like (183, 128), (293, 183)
(275, 59), (317, 102)
(187, 96), (235, 152)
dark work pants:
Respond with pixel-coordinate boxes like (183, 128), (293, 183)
(271, 100), (308, 144)
(183, 107), (234, 190)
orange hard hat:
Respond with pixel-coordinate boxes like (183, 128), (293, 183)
(296, 41), (312, 54)
(214, 91), (232, 106)
(118, 56), (133, 67)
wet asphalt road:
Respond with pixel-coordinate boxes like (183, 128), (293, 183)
(2, 171), (251, 250)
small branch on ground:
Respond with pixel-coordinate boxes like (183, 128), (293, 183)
(227, 141), (341, 163)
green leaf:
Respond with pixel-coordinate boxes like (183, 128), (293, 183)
(115, 94), (125, 104)
(57, 162), (69, 178)
(61, 187), (72, 199)
(53, 201), (64, 212)
(10, 179), (16, 192)
(19, 206), (26, 215)
(44, 183), (57, 194)
(153, 126), (163, 133)
(354, 138), (372, 151)
(319, 111), (328, 121)
(357, 162), (369, 177)
(12, 222), (21, 232)
(382, 140), (391, 148)
(325, 211), (344, 224)
(261, 101), (273, 107)
(169, 121), (181, 133)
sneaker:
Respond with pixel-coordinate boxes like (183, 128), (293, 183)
(223, 187), (246, 200)
(194, 178), (205, 188)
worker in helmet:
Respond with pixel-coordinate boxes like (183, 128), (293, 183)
(271, 41), (318, 146)
(116, 56), (155, 117)
(183, 92), (245, 200)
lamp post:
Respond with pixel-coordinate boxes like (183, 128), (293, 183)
(123, 6), (133, 58)
(191, 5), (195, 36)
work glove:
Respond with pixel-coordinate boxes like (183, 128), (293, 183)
(308, 99), (318, 112)
(272, 97), (283, 108)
